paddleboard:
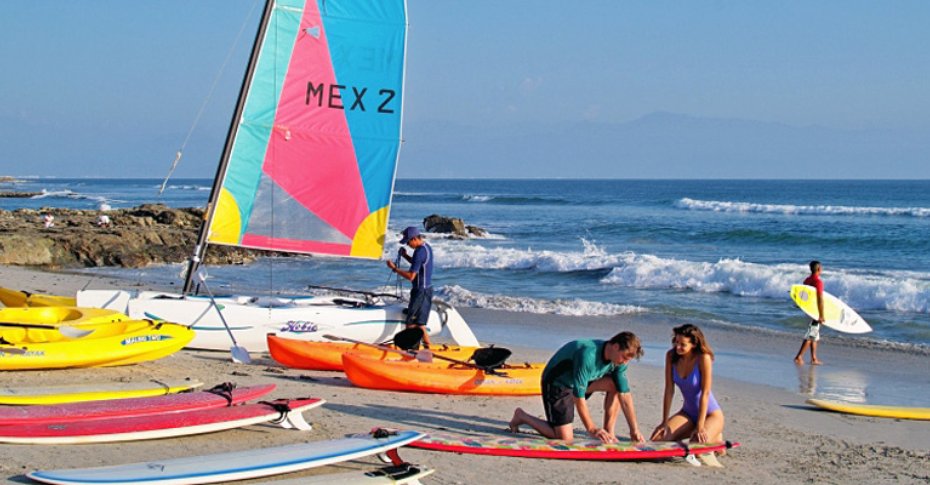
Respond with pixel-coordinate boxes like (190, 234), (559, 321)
(790, 284), (872, 334)
(0, 379), (203, 405)
(0, 383), (274, 425)
(410, 432), (738, 460)
(0, 397), (322, 444)
(807, 398), (930, 420)
(254, 463), (434, 484)
(28, 429), (424, 485)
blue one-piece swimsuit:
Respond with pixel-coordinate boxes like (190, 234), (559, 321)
(673, 362), (721, 422)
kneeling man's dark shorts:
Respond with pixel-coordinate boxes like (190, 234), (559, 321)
(542, 381), (574, 426)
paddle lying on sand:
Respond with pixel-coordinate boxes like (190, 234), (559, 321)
(0, 322), (94, 339)
(323, 332), (512, 375)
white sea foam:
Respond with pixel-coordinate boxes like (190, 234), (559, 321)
(676, 198), (930, 218)
(463, 194), (493, 202)
(431, 238), (623, 272)
(600, 255), (930, 314)
(155, 184), (210, 191)
(425, 238), (930, 314)
(436, 285), (646, 317)
(31, 189), (109, 204)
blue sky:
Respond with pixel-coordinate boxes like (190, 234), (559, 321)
(1, 1), (928, 178)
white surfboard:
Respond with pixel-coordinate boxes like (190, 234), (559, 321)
(790, 285), (872, 334)
(255, 463), (434, 484)
(28, 430), (425, 485)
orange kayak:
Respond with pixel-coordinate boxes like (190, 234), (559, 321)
(341, 352), (543, 396)
(266, 334), (478, 371)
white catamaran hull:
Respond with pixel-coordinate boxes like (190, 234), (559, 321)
(77, 290), (479, 351)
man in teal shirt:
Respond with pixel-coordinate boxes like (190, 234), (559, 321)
(508, 332), (645, 443)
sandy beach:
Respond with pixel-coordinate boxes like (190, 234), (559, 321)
(1, 264), (928, 484)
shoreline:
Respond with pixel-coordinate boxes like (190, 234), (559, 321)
(1, 264), (929, 484)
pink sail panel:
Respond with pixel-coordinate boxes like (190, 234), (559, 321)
(260, 2), (369, 240)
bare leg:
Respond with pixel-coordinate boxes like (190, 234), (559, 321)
(810, 341), (822, 365)
(419, 325), (431, 348)
(794, 340), (811, 364)
(652, 412), (693, 442)
(508, 408), (573, 441)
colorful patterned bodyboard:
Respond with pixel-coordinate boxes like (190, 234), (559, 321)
(410, 432), (738, 460)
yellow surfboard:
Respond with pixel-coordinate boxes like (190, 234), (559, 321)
(789, 285), (872, 334)
(807, 398), (930, 420)
(0, 378), (203, 405)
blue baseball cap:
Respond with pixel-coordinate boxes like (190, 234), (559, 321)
(400, 226), (421, 244)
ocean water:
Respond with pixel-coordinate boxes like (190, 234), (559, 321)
(4, 177), (929, 353)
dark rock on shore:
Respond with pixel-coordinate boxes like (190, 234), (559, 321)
(0, 204), (262, 268)
(0, 191), (42, 198)
(422, 214), (486, 238)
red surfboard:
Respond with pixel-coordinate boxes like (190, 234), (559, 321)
(0, 383), (275, 426)
(0, 397), (323, 444)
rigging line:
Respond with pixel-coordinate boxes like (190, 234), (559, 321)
(159, 0), (264, 196)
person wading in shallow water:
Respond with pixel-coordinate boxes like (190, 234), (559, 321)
(386, 226), (434, 349)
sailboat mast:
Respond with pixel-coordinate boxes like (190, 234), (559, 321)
(182, 0), (276, 294)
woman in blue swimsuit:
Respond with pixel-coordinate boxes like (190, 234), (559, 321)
(650, 324), (725, 444)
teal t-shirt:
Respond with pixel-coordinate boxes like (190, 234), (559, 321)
(541, 339), (630, 398)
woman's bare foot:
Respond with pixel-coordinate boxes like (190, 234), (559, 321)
(811, 359), (823, 365)
(507, 408), (525, 433)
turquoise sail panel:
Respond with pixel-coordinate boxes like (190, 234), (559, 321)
(321, 0), (406, 214)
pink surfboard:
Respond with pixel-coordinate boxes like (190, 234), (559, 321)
(0, 397), (322, 444)
(0, 383), (275, 426)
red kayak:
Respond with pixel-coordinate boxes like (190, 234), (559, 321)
(0, 397), (323, 444)
(0, 383), (275, 426)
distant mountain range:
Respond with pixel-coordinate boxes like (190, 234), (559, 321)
(2, 111), (927, 179)
(401, 112), (930, 179)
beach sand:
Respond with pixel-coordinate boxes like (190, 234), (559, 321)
(1, 264), (928, 484)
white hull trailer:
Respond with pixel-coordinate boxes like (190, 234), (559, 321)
(77, 290), (479, 351)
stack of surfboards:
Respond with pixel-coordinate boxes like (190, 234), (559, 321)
(0, 306), (194, 370)
(0, 382), (330, 444)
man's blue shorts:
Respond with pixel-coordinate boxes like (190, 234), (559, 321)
(406, 287), (433, 325)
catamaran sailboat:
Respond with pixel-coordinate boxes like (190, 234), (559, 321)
(76, 0), (479, 351)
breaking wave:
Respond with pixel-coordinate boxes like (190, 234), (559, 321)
(436, 285), (646, 317)
(676, 198), (930, 218)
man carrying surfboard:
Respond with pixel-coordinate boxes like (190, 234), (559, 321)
(508, 331), (645, 444)
(794, 260), (824, 365)
(387, 226), (434, 349)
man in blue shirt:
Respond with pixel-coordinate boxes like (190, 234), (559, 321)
(386, 226), (434, 348)
(508, 332), (645, 443)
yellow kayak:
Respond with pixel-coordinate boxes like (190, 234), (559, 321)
(0, 379), (204, 405)
(807, 398), (930, 420)
(0, 306), (128, 344)
(0, 287), (76, 307)
(0, 321), (194, 371)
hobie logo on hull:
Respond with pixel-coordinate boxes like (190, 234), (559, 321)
(281, 321), (319, 333)
(121, 335), (172, 346)
(306, 82), (397, 114)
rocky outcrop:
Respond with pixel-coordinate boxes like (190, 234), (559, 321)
(0, 204), (260, 268)
(422, 214), (486, 238)
(0, 191), (42, 198)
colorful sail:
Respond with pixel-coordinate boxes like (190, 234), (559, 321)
(207, 0), (406, 259)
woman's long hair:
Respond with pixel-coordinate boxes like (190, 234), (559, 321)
(670, 324), (714, 364)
